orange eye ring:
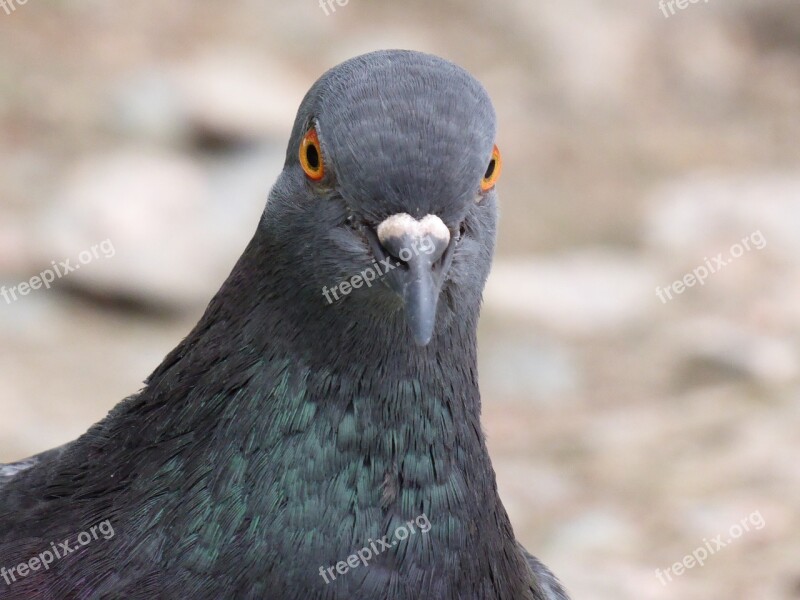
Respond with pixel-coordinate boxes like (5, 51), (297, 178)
(300, 128), (325, 181)
(481, 144), (502, 192)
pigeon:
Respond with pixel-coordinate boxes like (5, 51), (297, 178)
(0, 50), (570, 600)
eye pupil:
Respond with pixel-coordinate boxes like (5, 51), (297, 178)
(300, 128), (325, 181)
(480, 144), (502, 193)
(306, 145), (320, 170)
(484, 159), (496, 180)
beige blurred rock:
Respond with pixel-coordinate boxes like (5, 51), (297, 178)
(645, 173), (800, 263)
(667, 15), (752, 99)
(551, 508), (640, 556)
(110, 71), (191, 145)
(478, 326), (580, 403)
(0, 215), (34, 276)
(669, 317), (799, 387)
(510, 0), (651, 110)
(484, 250), (658, 335)
(40, 149), (251, 307)
(173, 50), (307, 144)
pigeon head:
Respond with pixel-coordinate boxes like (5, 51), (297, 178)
(261, 50), (501, 347)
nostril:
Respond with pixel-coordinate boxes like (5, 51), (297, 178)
(458, 221), (467, 241)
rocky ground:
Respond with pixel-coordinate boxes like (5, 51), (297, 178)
(1, 1), (799, 598)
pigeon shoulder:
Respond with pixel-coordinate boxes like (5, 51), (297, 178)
(0, 442), (71, 490)
(520, 544), (571, 600)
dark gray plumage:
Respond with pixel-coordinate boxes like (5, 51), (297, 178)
(0, 50), (569, 599)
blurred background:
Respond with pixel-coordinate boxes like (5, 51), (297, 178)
(1, 1), (799, 598)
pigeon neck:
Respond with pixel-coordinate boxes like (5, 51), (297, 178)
(138, 234), (535, 598)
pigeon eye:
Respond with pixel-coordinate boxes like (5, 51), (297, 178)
(481, 144), (502, 192)
(300, 128), (325, 181)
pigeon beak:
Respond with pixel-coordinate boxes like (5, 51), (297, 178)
(401, 256), (442, 346)
(372, 214), (454, 346)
